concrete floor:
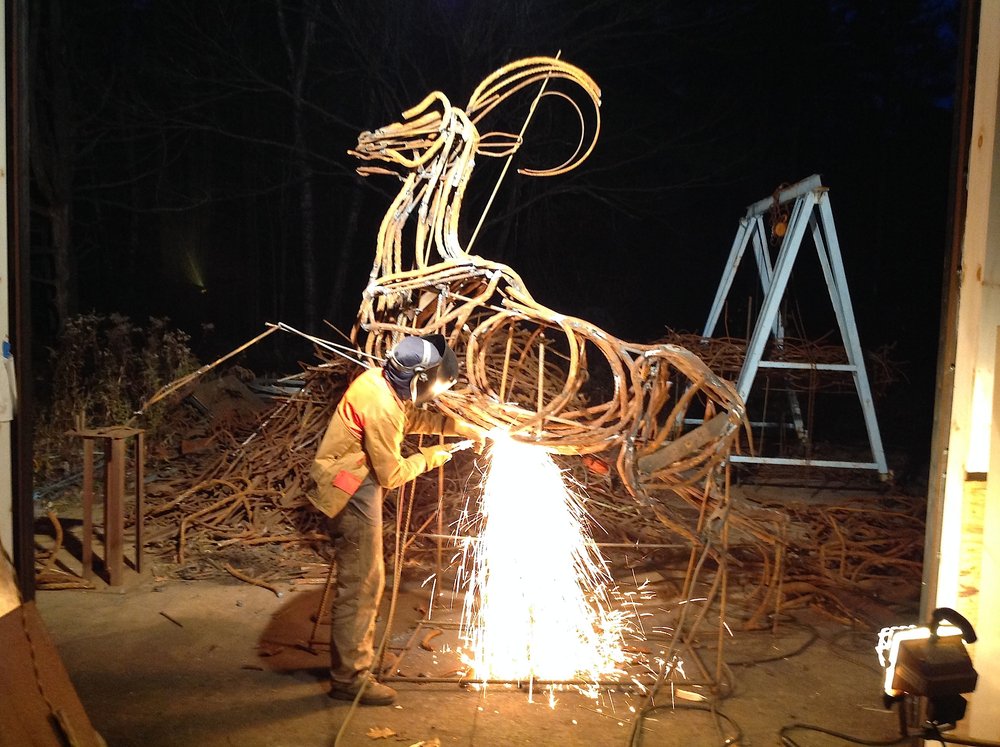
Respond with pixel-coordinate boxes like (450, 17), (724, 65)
(35, 559), (908, 747)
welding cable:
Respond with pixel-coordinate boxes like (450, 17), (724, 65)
(826, 628), (885, 676)
(779, 700), (911, 747)
(721, 617), (820, 667)
(627, 493), (749, 742)
(921, 727), (1000, 747)
(778, 721), (911, 747)
(630, 701), (744, 747)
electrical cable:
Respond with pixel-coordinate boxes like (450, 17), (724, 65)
(922, 727), (1000, 747)
(628, 613), (818, 745)
(780, 699), (911, 747)
(633, 701), (744, 747)
(778, 660), (1000, 747)
(778, 721), (911, 747)
(826, 627), (884, 675)
(721, 616), (820, 667)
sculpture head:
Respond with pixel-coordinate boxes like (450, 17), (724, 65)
(348, 91), (457, 176)
(349, 57), (602, 180)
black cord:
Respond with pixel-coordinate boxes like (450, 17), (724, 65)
(778, 723), (1000, 747)
(779, 693), (911, 747)
(827, 627), (884, 675)
(722, 617), (820, 667)
(780, 700), (1000, 747)
(778, 721), (911, 746)
(633, 701), (744, 747)
(923, 725), (1000, 747)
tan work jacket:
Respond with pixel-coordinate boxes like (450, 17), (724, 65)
(309, 367), (459, 517)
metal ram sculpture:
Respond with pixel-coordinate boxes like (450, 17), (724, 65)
(349, 57), (747, 542)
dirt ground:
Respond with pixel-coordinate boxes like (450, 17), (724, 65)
(33, 491), (914, 747)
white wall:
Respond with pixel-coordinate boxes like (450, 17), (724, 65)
(970, 328), (1000, 736)
(0, 0), (13, 561)
(935, 2), (999, 604)
(931, 2), (1000, 740)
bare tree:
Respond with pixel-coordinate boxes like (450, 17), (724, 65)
(277, 0), (321, 329)
(29, 0), (79, 332)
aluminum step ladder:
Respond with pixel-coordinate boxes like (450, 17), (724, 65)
(702, 175), (889, 477)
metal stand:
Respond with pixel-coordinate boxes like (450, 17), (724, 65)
(702, 175), (889, 476)
(69, 426), (145, 585)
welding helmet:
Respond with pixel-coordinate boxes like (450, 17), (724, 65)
(385, 334), (459, 404)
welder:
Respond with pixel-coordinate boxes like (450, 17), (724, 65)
(309, 334), (484, 705)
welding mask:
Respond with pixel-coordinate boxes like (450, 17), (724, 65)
(385, 334), (459, 404)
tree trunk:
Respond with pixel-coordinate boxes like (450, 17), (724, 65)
(29, 0), (78, 334)
(48, 202), (75, 328)
(278, 0), (319, 330)
(326, 179), (365, 330)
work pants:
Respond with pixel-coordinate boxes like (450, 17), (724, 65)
(325, 479), (385, 684)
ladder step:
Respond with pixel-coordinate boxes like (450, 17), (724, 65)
(730, 455), (881, 470)
(758, 361), (857, 372)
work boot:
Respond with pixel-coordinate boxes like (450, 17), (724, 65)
(328, 671), (397, 706)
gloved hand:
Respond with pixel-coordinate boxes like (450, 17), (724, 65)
(454, 421), (488, 453)
(420, 445), (453, 470)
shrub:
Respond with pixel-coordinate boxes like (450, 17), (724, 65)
(34, 313), (200, 484)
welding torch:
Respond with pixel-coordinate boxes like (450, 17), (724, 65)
(447, 439), (478, 453)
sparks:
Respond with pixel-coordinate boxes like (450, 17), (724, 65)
(456, 432), (627, 694)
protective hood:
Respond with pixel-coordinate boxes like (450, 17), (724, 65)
(384, 334), (458, 404)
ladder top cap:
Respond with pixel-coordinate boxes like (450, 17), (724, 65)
(745, 174), (825, 218)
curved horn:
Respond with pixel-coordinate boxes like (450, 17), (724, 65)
(466, 56), (602, 177)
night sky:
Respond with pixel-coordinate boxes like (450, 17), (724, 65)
(29, 0), (961, 469)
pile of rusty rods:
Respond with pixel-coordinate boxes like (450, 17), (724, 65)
(659, 330), (899, 396)
(139, 357), (355, 572)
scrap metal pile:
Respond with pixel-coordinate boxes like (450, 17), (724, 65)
(658, 329), (900, 398)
